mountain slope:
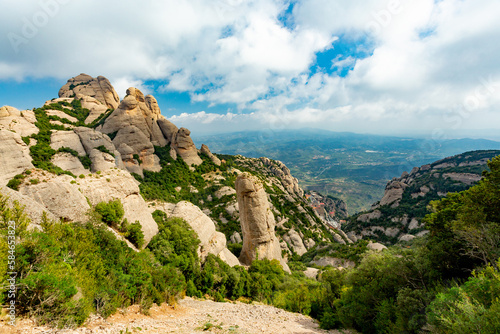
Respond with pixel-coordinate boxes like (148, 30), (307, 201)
(195, 130), (500, 213)
(343, 150), (500, 244)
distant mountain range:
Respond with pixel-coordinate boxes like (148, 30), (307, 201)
(194, 129), (500, 213)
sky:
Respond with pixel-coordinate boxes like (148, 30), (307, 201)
(1, 0), (500, 139)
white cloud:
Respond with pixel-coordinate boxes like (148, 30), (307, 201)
(0, 0), (500, 136)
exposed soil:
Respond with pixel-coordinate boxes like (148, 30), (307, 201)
(0, 297), (351, 334)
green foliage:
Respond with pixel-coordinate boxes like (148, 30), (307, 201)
(95, 145), (114, 157)
(95, 200), (124, 228)
(127, 221), (145, 249)
(427, 264), (500, 333)
(7, 173), (26, 190)
(148, 211), (200, 280)
(227, 243), (242, 258)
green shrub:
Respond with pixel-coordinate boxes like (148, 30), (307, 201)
(127, 221), (145, 249)
(95, 200), (124, 229)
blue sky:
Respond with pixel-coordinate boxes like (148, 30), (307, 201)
(1, 0), (500, 139)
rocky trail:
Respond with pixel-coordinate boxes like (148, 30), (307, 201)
(0, 298), (348, 334)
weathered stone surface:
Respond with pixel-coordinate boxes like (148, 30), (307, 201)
(235, 173), (290, 272)
(77, 95), (109, 124)
(45, 109), (78, 123)
(73, 127), (125, 171)
(379, 181), (407, 206)
(50, 130), (87, 156)
(0, 130), (34, 186)
(304, 238), (316, 249)
(89, 149), (117, 173)
(303, 267), (320, 279)
(260, 157), (303, 196)
(215, 186), (236, 199)
(112, 125), (160, 174)
(51, 152), (88, 175)
(283, 229), (307, 256)
(170, 201), (240, 266)
(172, 128), (203, 166)
(77, 169), (158, 246)
(0, 106), (38, 137)
(311, 257), (355, 269)
(0, 186), (58, 227)
(157, 118), (179, 144)
(20, 178), (90, 222)
(230, 231), (242, 244)
(357, 210), (382, 223)
(332, 232), (346, 245)
(399, 234), (416, 242)
(367, 241), (387, 251)
(99, 88), (168, 147)
(59, 74), (120, 109)
(200, 144), (221, 166)
(443, 173), (481, 185)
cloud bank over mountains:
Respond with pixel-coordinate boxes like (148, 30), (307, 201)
(1, 0), (499, 136)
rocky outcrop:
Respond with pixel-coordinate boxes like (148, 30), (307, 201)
(76, 169), (159, 246)
(0, 186), (58, 227)
(171, 128), (203, 166)
(283, 229), (308, 256)
(170, 201), (240, 267)
(20, 176), (90, 222)
(73, 127), (125, 172)
(0, 106), (38, 137)
(235, 173), (290, 273)
(200, 144), (221, 166)
(51, 153), (88, 175)
(311, 257), (355, 269)
(378, 180), (407, 207)
(260, 157), (303, 197)
(0, 130), (34, 186)
(99, 88), (167, 147)
(59, 73), (120, 109)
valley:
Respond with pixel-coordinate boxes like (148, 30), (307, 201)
(195, 130), (500, 213)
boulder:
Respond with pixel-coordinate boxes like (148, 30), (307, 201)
(235, 173), (290, 273)
(303, 267), (320, 279)
(367, 241), (387, 251)
(99, 88), (168, 147)
(311, 257), (355, 269)
(77, 95), (109, 124)
(170, 201), (240, 266)
(230, 231), (242, 244)
(77, 169), (159, 246)
(379, 181), (408, 206)
(59, 74), (120, 109)
(73, 127), (125, 171)
(0, 106), (38, 137)
(20, 177), (90, 222)
(51, 152), (88, 175)
(0, 186), (58, 227)
(215, 186), (236, 199)
(50, 130), (87, 156)
(0, 130), (34, 186)
(283, 229), (307, 256)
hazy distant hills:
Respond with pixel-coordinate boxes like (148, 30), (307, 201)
(194, 129), (500, 213)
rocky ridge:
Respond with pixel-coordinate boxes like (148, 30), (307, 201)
(344, 150), (500, 244)
(0, 73), (341, 271)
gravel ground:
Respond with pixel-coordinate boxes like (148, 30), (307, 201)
(0, 297), (351, 334)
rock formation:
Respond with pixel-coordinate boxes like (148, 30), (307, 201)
(170, 201), (240, 267)
(0, 106), (38, 137)
(0, 130), (34, 186)
(201, 144), (221, 166)
(59, 73), (120, 109)
(235, 172), (290, 273)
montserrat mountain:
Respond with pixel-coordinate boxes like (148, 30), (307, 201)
(0, 73), (340, 270)
(343, 150), (500, 244)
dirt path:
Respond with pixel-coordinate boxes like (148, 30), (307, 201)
(0, 297), (350, 334)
